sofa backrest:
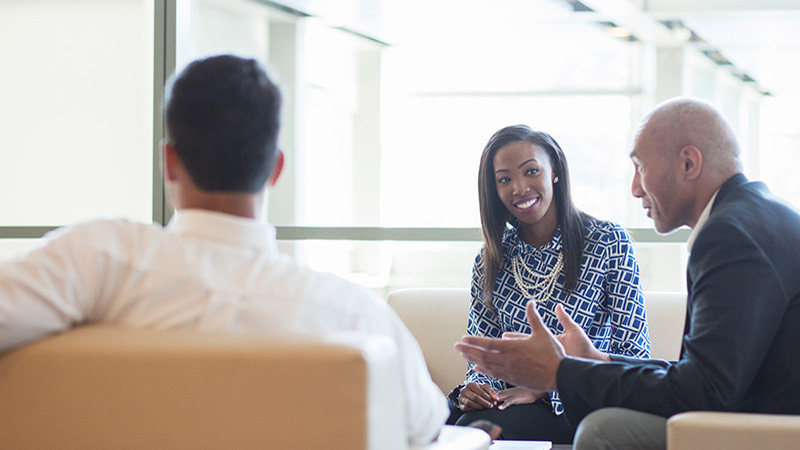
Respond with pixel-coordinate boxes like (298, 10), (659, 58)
(387, 288), (687, 395)
(388, 288), (470, 395)
(0, 326), (406, 450)
(644, 291), (687, 361)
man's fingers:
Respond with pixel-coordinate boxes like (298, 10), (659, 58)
(457, 336), (506, 353)
(526, 301), (548, 333)
(555, 303), (579, 330)
(472, 363), (503, 380)
(454, 341), (485, 357)
(501, 332), (528, 339)
(454, 342), (492, 367)
(455, 342), (507, 371)
(455, 336), (521, 382)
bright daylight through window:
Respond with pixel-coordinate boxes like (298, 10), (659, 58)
(1, 0), (799, 294)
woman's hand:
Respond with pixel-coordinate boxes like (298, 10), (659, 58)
(458, 382), (499, 411)
(496, 386), (546, 410)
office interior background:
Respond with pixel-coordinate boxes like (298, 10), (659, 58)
(1, 0), (799, 296)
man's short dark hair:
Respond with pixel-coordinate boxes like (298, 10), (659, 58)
(164, 54), (282, 192)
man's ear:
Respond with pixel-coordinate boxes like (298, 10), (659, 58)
(680, 145), (702, 181)
(163, 142), (181, 182)
(268, 150), (285, 187)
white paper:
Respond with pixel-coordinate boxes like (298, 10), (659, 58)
(489, 441), (552, 450)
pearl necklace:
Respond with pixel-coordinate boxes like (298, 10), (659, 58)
(510, 252), (563, 303)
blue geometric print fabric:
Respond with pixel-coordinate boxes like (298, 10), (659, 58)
(464, 219), (651, 415)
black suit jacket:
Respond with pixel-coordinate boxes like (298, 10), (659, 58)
(557, 173), (800, 424)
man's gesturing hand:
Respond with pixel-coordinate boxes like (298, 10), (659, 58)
(554, 304), (610, 362)
(455, 302), (565, 391)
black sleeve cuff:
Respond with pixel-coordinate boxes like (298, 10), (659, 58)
(447, 384), (465, 408)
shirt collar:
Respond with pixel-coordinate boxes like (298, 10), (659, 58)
(167, 209), (277, 251)
(687, 189), (720, 252)
(506, 223), (563, 256)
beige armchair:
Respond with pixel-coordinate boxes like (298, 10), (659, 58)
(387, 288), (800, 449)
(0, 325), (489, 450)
(668, 412), (800, 450)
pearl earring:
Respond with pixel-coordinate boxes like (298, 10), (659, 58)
(553, 177), (559, 184)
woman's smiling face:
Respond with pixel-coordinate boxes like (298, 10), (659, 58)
(493, 141), (558, 240)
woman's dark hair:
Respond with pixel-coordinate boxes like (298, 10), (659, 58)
(477, 125), (591, 307)
(164, 54), (282, 192)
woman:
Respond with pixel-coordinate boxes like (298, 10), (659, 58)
(447, 125), (650, 443)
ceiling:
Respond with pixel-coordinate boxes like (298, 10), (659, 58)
(271, 0), (800, 100)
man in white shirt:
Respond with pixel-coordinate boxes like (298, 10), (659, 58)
(0, 54), (447, 445)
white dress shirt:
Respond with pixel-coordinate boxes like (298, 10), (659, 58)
(0, 209), (447, 444)
(687, 189), (720, 252)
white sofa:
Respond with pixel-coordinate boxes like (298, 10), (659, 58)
(386, 288), (687, 396)
(387, 288), (800, 450)
(0, 326), (489, 450)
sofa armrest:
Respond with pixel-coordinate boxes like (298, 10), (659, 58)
(327, 331), (406, 450)
(668, 411), (800, 450)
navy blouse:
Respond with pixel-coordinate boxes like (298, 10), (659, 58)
(463, 219), (651, 414)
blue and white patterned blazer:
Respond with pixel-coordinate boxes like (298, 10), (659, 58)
(463, 218), (651, 415)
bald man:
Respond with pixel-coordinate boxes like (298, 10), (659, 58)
(456, 97), (800, 450)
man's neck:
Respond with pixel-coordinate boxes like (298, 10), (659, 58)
(686, 172), (737, 229)
(176, 192), (264, 219)
(686, 188), (720, 252)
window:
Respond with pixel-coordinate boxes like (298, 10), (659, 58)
(3, 0), (789, 295)
(0, 0), (154, 227)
